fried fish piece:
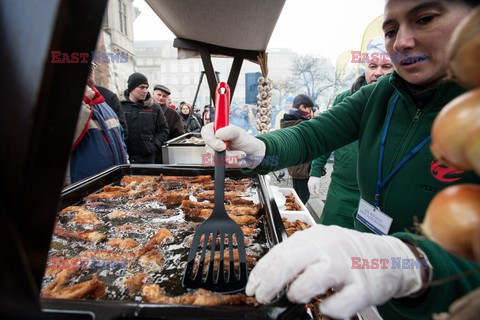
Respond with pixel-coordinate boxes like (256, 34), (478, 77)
(120, 175), (160, 186)
(53, 225), (106, 243)
(138, 250), (164, 271)
(59, 206), (102, 225)
(181, 199), (214, 209)
(103, 185), (131, 193)
(241, 225), (260, 237)
(183, 208), (257, 225)
(157, 180), (189, 190)
(131, 228), (174, 259)
(160, 175), (211, 184)
(195, 190), (244, 202)
(153, 190), (190, 205)
(229, 198), (255, 206)
(140, 228), (174, 254)
(107, 210), (128, 219)
(123, 273), (147, 294)
(181, 200), (261, 216)
(190, 181), (251, 192)
(115, 224), (148, 233)
(107, 238), (140, 250)
(282, 217), (311, 237)
(79, 249), (136, 261)
(142, 284), (257, 306)
(285, 194), (301, 211)
(41, 270), (106, 300)
(86, 180), (157, 203)
(70, 210), (102, 226)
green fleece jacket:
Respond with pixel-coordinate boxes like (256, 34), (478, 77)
(253, 72), (480, 319)
(310, 90), (359, 228)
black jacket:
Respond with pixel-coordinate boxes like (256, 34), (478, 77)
(121, 93), (169, 163)
(160, 105), (185, 140)
(179, 112), (201, 133)
(96, 86), (128, 140)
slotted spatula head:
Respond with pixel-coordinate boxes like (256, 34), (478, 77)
(182, 82), (248, 294)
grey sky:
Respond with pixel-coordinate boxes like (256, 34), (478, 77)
(133, 0), (386, 63)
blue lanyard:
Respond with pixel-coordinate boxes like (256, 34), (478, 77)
(374, 93), (432, 207)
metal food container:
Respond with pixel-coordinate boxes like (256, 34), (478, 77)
(161, 133), (206, 164)
(40, 164), (307, 320)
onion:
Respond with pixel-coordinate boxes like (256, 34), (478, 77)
(448, 7), (480, 89)
(421, 184), (480, 261)
(465, 127), (480, 176)
(430, 88), (480, 170)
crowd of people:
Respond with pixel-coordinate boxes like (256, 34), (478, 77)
(67, 69), (220, 183)
(67, 66), (295, 185)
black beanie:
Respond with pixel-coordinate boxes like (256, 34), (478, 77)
(292, 94), (314, 109)
(127, 72), (149, 93)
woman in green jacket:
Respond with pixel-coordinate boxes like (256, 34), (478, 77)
(202, 0), (480, 319)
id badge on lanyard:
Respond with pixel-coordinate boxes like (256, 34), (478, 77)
(356, 93), (431, 235)
(357, 199), (393, 235)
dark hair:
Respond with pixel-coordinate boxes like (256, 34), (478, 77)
(292, 94), (314, 109)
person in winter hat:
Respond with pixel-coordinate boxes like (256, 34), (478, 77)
(120, 72), (169, 163)
(280, 93), (315, 204)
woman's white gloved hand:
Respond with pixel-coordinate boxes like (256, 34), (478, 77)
(201, 123), (266, 168)
(308, 176), (322, 196)
(246, 225), (424, 319)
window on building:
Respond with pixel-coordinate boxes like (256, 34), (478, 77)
(118, 0), (127, 35)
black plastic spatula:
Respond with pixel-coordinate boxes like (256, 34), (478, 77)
(182, 82), (248, 294)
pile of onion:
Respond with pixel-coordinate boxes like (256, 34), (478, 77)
(448, 7), (480, 89)
(421, 184), (480, 261)
(430, 88), (480, 175)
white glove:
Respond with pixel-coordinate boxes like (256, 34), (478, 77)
(246, 225), (424, 319)
(308, 176), (322, 196)
(201, 123), (266, 168)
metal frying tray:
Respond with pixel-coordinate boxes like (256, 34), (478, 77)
(40, 164), (306, 320)
(161, 133), (206, 164)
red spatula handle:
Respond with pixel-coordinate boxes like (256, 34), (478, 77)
(214, 82), (230, 132)
(214, 82), (230, 149)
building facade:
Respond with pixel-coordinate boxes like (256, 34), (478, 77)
(94, 0), (137, 96)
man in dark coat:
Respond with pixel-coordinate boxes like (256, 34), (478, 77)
(120, 73), (169, 164)
(152, 84), (185, 163)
